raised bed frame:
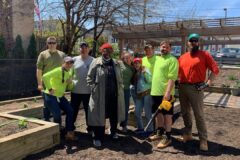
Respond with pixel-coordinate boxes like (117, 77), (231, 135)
(0, 106), (60, 160)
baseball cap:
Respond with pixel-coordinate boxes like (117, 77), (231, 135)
(64, 56), (74, 63)
(80, 42), (88, 48)
(144, 44), (153, 49)
(133, 57), (142, 64)
(188, 33), (200, 41)
(100, 43), (113, 50)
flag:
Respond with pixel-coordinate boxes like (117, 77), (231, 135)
(34, 2), (42, 34)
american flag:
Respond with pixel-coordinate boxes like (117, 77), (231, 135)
(34, 1), (42, 34)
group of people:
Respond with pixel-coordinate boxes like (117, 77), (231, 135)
(36, 33), (219, 151)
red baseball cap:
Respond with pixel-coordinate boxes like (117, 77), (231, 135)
(133, 57), (142, 64)
(100, 43), (113, 51)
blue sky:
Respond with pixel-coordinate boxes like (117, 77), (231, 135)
(144, 0), (240, 22)
(36, 0), (240, 23)
(172, 0), (240, 19)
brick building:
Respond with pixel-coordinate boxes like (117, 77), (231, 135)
(0, 0), (34, 54)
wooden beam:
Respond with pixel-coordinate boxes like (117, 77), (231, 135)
(113, 26), (240, 39)
(118, 39), (124, 58)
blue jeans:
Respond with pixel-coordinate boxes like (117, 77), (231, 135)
(42, 92), (51, 121)
(135, 94), (153, 132)
(120, 89), (130, 128)
(44, 94), (74, 131)
(130, 85), (136, 105)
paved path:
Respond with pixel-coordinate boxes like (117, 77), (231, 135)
(203, 92), (240, 108)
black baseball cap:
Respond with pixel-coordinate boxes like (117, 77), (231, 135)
(80, 42), (88, 48)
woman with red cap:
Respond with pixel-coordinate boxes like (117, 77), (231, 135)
(87, 43), (125, 147)
(132, 57), (153, 136)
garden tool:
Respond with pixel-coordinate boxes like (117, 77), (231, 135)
(144, 97), (175, 132)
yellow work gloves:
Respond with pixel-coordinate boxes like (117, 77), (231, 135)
(159, 97), (175, 111)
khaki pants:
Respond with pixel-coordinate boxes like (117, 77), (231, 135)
(179, 84), (207, 141)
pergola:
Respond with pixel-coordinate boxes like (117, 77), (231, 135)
(112, 17), (240, 54)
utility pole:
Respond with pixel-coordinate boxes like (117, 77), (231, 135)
(143, 0), (148, 28)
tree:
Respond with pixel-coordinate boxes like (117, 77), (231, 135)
(0, 35), (7, 58)
(46, 0), (134, 56)
(26, 33), (37, 59)
(38, 0), (188, 56)
(12, 35), (25, 59)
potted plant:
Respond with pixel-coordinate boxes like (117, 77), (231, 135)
(231, 80), (240, 96)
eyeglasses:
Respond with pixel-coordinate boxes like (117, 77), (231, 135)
(48, 42), (57, 45)
(189, 39), (198, 43)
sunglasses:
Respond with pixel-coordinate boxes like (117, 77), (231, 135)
(65, 61), (74, 65)
(48, 42), (57, 45)
(189, 39), (198, 43)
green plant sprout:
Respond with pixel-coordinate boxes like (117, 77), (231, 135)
(18, 119), (28, 129)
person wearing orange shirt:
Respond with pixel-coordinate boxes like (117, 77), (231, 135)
(178, 33), (219, 151)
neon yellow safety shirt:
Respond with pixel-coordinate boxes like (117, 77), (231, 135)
(42, 67), (72, 97)
(142, 55), (158, 75)
(151, 54), (178, 96)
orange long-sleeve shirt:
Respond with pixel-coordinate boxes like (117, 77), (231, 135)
(178, 50), (219, 84)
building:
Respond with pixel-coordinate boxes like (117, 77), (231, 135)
(0, 0), (34, 52)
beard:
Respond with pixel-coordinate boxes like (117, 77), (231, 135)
(191, 46), (199, 53)
(161, 50), (168, 55)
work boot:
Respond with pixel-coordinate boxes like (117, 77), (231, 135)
(177, 134), (193, 143)
(148, 134), (163, 141)
(157, 136), (172, 149)
(65, 131), (78, 141)
(200, 140), (208, 151)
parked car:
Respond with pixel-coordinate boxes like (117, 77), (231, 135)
(216, 48), (239, 58)
(210, 51), (217, 58)
(236, 52), (240, 58)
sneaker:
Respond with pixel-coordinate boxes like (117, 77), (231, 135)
(111, 133), (119, 139)
(134, 128), (144, 134)
(200, 140), (208, 151)
(93, 139), (102, 147)
(177, 134), (193, 143)
(105, 128), (111, 135)
(157, 136), (172, 149)
(148, 134), (163, 141)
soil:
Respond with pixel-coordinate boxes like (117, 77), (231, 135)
(212, 68), (240, 87)
(0, 99), (43, 113)
(0, 68), (239, 160)
(22, 105), (240, 160)
(0, 117), (40, 138)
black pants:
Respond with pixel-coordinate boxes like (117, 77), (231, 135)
(92, 116), (118, 141)
(92, 103), (118, 141)
(70, 93), (91, 131)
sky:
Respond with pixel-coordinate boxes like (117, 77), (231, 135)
(144, 0), (240, 23)
(36, 0), (240, 23)
(169, 0), (240, 20)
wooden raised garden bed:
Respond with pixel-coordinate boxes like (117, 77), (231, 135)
(0, 113), (60, 160)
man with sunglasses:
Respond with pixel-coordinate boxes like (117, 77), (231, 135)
(36, 36), (65, 121)
(178, 33), (219, 151)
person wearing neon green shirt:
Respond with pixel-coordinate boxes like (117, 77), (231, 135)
(42, 56), (76, 141)
(148, 41), (178, 149)
(142, 44), (158, 75)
